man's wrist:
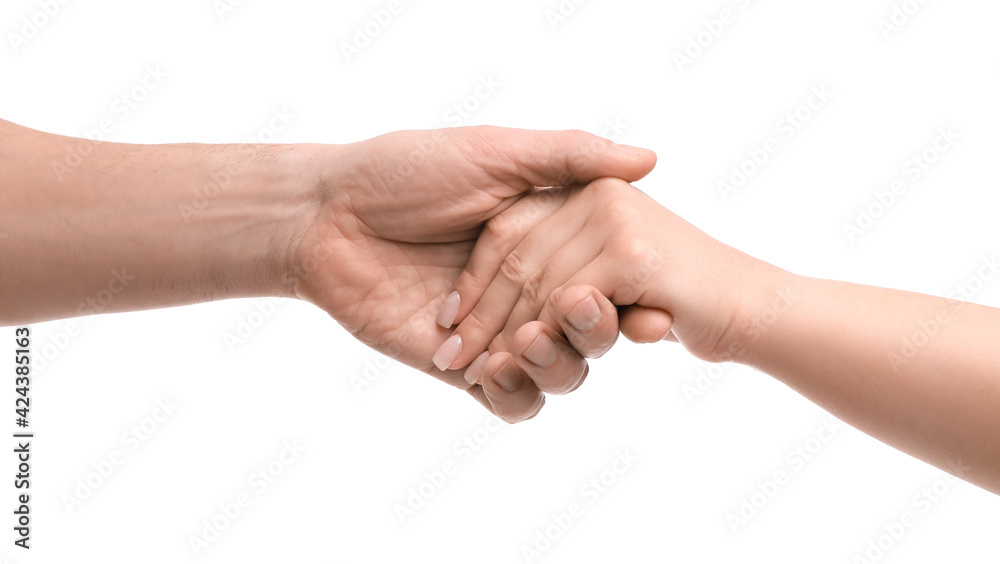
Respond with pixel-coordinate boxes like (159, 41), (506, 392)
(256, 143), (330, 299)
(191, 142), (327, 301)
(269, 142), (359, 303)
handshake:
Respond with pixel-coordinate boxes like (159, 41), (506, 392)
(5, 118), (996, 492)
(288, 126), (783, 422)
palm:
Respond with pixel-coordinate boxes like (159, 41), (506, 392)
(294, 129), (527, 385)
(318, 236), (472, 384)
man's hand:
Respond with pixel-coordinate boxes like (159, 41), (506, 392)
(287, 127), (656, 421)
(0, 118), (653, 423)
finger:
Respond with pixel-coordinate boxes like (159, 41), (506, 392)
(492, 229), (617, 355)
(479, 352), (546, 423)
(462, 350), (491, 387)
(619, 305), (674, 344)
(445, 229), (601, 371)
(544, 285), (621, 359)
(509, 321), (590, 395)
(465, 126), (657, 189)
(433, 199), (593, 371)
(449, 180), (643, 368)
(534, 255), (658, 340)
(437, 187), (570, 328)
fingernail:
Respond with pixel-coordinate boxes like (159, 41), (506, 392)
(566, 295), (601, 332)
(522, 333), (558, 368)
(436, 291), (461, 328)
(492, 359), (523, 393)
(432, 334), (462, 371)
(613, 143), (647, 156)
(465, 351), (489, 386)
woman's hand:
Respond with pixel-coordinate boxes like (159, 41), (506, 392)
(434, 177), (1000, 496)
(433, 177), (785, 407)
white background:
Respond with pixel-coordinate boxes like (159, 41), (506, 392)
(2, 0), (1000, 562)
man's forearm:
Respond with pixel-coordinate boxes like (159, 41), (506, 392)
(0, 119), (322, 325)
(730, 271), (1000, 493)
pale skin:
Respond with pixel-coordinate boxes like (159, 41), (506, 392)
(0, 118), (659, 421)
(437, 177), (1000, 495)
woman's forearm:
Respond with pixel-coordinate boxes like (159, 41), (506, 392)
(729, 271), (1000, 493)
(0, 119), (322, 325)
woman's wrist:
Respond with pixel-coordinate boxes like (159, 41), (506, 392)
(710, 254), (801, 365)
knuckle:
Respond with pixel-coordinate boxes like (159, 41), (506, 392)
(452, 272), (478, 299)
(483, 213), (515, 241)
(608, 201), (638, 225)
(571, 129), (601, 150)
(499, 248), (531, 285)
(544, 290), (564, 315)
(516, 394), (546, 422)
(555, 169), (577, 187)
(462, 307), (493, 337)
(520, 270), (546, 306)
(544, 376), (577, 396)
(581, 332), (617, 359)
(588, 177), (635, 206)
(541, 290), (570, 328)
(608, 233), (648, 266)
(545, 373), (581, 395)
(535, 356), (586, 395)
(495, 395), (543, 424)
(560, 128), (593, 148)
(525, 187), (564, 214)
